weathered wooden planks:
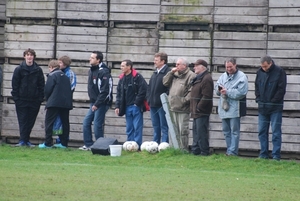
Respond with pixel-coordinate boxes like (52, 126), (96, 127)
(214, 0), (268, 24)
(107, 27), (158, 63)
(269, 0), (300, 25)
(6, 0), (56, 18)
(110, 0), (160, 22)
(57, 0), (108, 21)
(267, 33), (300, 68)
(56, 26), (108, 61)
(160, 0), (213, 23)
(4, 24), (55, 59)
(159, 30), (211, 64)
(213, 32), (267, 67)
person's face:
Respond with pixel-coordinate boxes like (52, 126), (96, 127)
(154, 56), (164, 69)
(225, 62), (237, 75)
(48, 66), (54, 72)
(121, 61), (131, 75)
(261, 61), (272, 72)
(89, 53), (100, 66)
(24, 53), (34, 66)
(194, 64), (206, 75)
(175, 59), (187, 73)
(58, 60), (66, 70)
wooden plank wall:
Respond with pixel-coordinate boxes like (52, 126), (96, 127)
(1, 0), (300, 156)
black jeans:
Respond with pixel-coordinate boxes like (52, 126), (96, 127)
(16, 105), (40, 143)
(192, 115), (210, 155)
(45, 107), (70, 147)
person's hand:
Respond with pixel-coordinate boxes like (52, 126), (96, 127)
(115, 108), (119, 116)
(92, 105), (98, 111)
(171, 67), (178, 73)
(220, 88), (227, 95)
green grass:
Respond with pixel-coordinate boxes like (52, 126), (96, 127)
(0, 144), (299, 201)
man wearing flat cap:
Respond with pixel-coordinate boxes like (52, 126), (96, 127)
(190, 59), (214, 156)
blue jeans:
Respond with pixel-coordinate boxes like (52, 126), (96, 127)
(126, 105), (143, 147)
(258, 112), (282, 159)
(222, 117), (240, 155)
(83, 103), (109, 147)
(150, 107), (169, 144)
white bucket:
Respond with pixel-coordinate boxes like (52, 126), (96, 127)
(109, 145), (122, 157)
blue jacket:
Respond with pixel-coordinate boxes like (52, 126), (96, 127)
(62, 66), (77, 92)
(215, 69), (248, 119)
(255, 61), (286, 115)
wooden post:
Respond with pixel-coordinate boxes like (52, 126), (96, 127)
(160, 93), (179, 149)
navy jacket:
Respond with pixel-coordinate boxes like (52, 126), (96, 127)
(147, 64), (170, 107)
(255, 61), (286, 115)
(44, 68), (73, 110)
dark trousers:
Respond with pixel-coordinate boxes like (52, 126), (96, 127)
(192, 115), (210, 155)
(16, 105), (40, 143)
(45, 107), (70, 147)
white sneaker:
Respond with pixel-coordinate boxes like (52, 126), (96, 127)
(79, 145), (91, 151)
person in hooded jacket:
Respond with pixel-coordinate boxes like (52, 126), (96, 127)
(39, 60), (73, 148)
(79, 51), (113, 151)
(255, 55), (286, 161)
(11, 48), (45, 147)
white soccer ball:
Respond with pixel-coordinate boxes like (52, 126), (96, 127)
(122, 141), (130, 151)
(125, 141), (139, 152)
(146, 141), (159, 154)
(141, 141), (150, 151)
(158, 142), (170, 152)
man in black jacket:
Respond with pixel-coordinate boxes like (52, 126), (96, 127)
(115, 60), (147, 147)
(255, 55), (287, 160)
(39, 60), (73, 148)
(11, 48), (45, 147)
(147, 52), (170, 144)
(79, 51), (113, 151)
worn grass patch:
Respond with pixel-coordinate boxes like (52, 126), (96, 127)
(0, 144), (299, 201)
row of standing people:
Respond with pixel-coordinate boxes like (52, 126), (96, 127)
(10, 49), (287, 160)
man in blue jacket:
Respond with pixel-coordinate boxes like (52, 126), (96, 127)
(79, 51), (113, 151)
(255, 55), (286, 161)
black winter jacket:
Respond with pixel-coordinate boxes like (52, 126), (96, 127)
(87, 62), (113, 107)
(115, 69), (147, 116)
(11, 61), (45, 104)
(255, 61), (286, 115)
(44, 68), (73, 110)
(147, 65), (170, 107)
